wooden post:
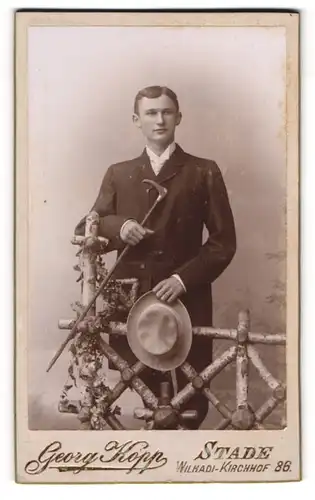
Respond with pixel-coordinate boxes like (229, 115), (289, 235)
(231, 310), (255, 430)
(81, 212), (99, 313)
(77, 212), (100, 428)
(236, 310), (250, 408)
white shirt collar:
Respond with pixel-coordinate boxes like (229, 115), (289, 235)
(146, 142), (176, 166)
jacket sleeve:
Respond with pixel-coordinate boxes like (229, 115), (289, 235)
(75, 165), (128, 249)
(175, 162), (236, 288)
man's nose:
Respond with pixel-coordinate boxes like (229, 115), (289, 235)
(156, 112), (165, 124)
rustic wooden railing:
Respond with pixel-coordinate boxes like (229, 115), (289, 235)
(57, 212), (286, 430)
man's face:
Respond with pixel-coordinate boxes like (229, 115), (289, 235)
(133, 95), (182, 146)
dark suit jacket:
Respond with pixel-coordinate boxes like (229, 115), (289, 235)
(76, 144), (236, 370)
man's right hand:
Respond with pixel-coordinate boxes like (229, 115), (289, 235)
(120, 220), (154, 246)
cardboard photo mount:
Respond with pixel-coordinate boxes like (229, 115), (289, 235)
(15, 11), (300, 483)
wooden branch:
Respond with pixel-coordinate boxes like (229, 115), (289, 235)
(105, 414), (125, 430)
(98, 337), (130, 372)
(216, 418), (232, 430)
(192, 327), (237, 340)
(82, 212), (98, 313)
(248, 332), (286, 345)
(134, 408), (154, 420)
(180, 361), (197, 380)
(172, 347), (236, 411)
(71, 235), (108, 245)
(203, 387), (232, 420)
(130, 377), (159, 411)
(98, 338), (158, 410)
(255, 396), (281, 423)
(171, 383), (196, 410)
(247, 345), (281, 390)
(236, 310), (250, 409)
(59, 319), (285, 346)
(58, 319), (75, 330)
(236, 348), (249, 408)
(200, 346), (237, 383)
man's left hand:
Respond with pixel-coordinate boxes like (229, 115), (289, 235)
(153, 276), (185, 304)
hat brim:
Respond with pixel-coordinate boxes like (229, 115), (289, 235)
(126, 291), (192, 372)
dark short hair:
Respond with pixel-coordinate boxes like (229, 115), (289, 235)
(133, 86), (179, 114)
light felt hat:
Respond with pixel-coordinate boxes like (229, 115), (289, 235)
(126, 291), (192, 372)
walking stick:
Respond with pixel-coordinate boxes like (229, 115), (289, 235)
(46, 179), (167, 372)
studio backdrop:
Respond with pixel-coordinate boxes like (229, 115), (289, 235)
(27, 26), (286, 429)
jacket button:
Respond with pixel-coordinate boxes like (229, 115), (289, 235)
(140, 263), (145, 270)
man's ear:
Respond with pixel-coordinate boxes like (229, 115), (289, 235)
(176, 111), (182, 126)
(132, 113), (142, 129)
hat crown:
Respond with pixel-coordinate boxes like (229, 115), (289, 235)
(127, 292), (193, 372)
(137, 304), (179, 356)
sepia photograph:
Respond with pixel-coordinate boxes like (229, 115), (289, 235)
(15, 11), (299, 483)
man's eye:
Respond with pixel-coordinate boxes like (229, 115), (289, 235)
(147, 111), (157, 115)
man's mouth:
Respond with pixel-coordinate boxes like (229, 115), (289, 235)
(154, 129), (167, 132)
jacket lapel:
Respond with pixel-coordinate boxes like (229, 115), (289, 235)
(135, 144), (186, 186)
(156, 144), (186, 185)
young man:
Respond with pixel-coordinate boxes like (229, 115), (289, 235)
(76, 85), (236, 429)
